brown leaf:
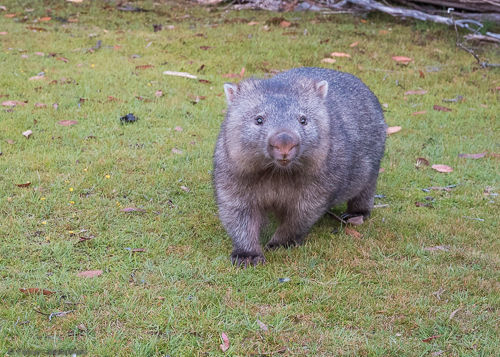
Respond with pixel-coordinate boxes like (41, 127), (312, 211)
(379, 29), (389, 35)
(199, 46), (212, 50)
(77, 270), (103, 278)
(78, 236), (94, 243)
(29, 75), (45, 81)
(422, 335), (440, 343)
(419, 70), (425, 78)
(39, 16), (51, 22)
(34, 103), (47, 108)
(198, 79), (211, 84)
(387, 126), (402, 135)
(135, 64), (154, 70)
(220, 332), (230, 352)
(349, 41), (359, 47)
(22, 130), (33, 138)
(56, 57), (69, 63)
(330, 52), (351, 58)
(432, 164), (453, 173)
(458, 152), (487, 159)
(247, 21), (259, 26)
(107, 96), (120, 102)
(392, 56), (412, 64)
(412, 110), (427, 116)
(345, 227), (363, 238)
(347, 216), (364, 226)
(433, 105), (452, 112)
(131, 248), (146, 253)
(280, 20), (291, 28)
(4, 13), (16, 18)
(20, 288), (54, 296)
(121, 207), (146, 213)
(415, 157), (430, 168)
(26, 26), (47, 32)
(404, 90), (427, 95)
(16, 182), (31, 188)
(58, 120), (78, 126)
(321, 58), (336, 64)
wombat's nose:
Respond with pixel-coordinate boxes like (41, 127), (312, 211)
(268, 132), (299, 161)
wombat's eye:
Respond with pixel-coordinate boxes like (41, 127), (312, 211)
(299, 116), (307, 125)
(255, 116), (264, 125)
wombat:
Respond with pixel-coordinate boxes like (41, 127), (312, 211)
(213, 67), (386, 266)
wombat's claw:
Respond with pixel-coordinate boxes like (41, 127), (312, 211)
(266, 240), (302, 250)
(230, 253), (265, 267)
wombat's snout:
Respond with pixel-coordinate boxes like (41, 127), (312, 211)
(268, 131), (299, 165)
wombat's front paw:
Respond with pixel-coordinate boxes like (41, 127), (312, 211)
(230, 252), (266, 267)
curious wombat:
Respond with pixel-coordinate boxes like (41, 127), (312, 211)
(213, 67), (386, 266)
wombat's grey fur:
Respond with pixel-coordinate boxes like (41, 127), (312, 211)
(213, 67), (386, 266)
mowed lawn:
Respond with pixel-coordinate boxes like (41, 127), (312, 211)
(0, 1), (498, 356)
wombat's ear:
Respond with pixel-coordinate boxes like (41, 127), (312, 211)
(223, 83), (238, 104)
(315, 80), (329, 99)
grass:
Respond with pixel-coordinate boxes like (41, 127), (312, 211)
(0, 1), (499, 356)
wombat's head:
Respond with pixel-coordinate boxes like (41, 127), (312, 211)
(222, 77), (330, 174)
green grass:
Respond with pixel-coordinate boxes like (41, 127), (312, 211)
(0, 1), (498, 356)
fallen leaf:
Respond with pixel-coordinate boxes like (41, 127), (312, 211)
(321, 58), (336, 64)
(4, 13), (16, 18)
(404, 90), (427, 95)
(34, 103), (47, 108)
(330, 52), (351, 58)
(247, 21), (259, 26)
(433, 105), (452, 112)
(379, 29), (389, 35)
(121, 207), (146, 213)
(2, 100), (26, 107)
(280, 20), (291, 28)
(419, 70), (425, 78)
(346, 216), (364, 225)
(56, 57), (69, 63)
(7, 139), (15, 144)
(180, 185), (190, 192)
(174, 126), (183, 132)
(22, 130), (33, 138)
(172, 148), (183, 155)
(257, 319), (268, 331)
(458, 152), (487, 159)
(26, 26), (47, 32)
(220, 332), (230, 352)
(198, 79), (211, 84)
(424, 246), (450, 252)
(0, 31), (7, 35)
(387, 126), (402, 135)
(77, 270), (103, 278)
(392, 56), (412, 64)
(412, 110), (427, 116)
(131, 248), (145, 253)
(20, 288), (54, 295)
(39, 16), (51, 22)
(53, 103), (59, 109)
(16, 182), (31, 188)
(432, 164), (453, 173)
(67, 0), (84, 3)
(135, 64), (154, 70)
(449, 308), (461, 320)
(422, 335), (440, 343)
(29, 75), (45, 81)
(349, 41), (359, 47)
(155, 90), (163, 97)
(58, 120), (78, 126)
(199, 45), (212, 50)
(163, 71), (197, 79)
(345, 227), (363, 238)
(415, 157), (430, 167)
(415, 201), (432, 208)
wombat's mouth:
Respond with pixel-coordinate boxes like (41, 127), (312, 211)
(277, 159), (291, 166)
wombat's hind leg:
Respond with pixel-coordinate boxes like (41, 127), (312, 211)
(344, 177), (377, 219)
